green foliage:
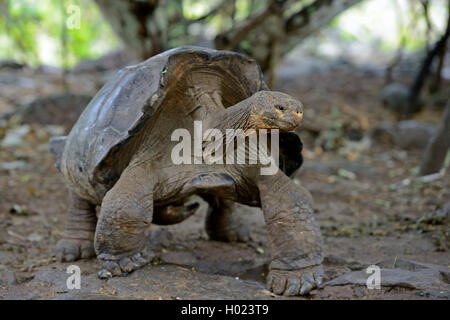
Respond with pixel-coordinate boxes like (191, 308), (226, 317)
(331, 0), (449, 53)
(0, 0), (41, 63)
(0, 0), (118, 67)
(1, 0), (448, 68)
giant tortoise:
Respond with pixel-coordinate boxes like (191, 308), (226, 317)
(50, 46), (324, 296)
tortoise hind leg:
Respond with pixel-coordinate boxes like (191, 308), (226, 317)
(203, 196), (250, 242)
(56, 191), (97, 262)
(94, 166), (157, 277)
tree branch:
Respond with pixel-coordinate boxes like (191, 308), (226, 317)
(185, 0), (230, 24)
(285, 0), (364, 38)
(215, 1), (283, 51)
(405, 9), (450, 117)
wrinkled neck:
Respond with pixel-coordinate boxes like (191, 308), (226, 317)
(205, 99), (251, 132)
(196, 90), (225, 126)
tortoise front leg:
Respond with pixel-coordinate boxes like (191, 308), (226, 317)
(257, 172), (324, 296)
(94, 166), (157, 277)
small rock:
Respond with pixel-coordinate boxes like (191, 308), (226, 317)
(353, 285), (365, 297)
(1, 160), (29, 171)
(372, 120), (436, 149)
(9, 204), (35, 216)
(0, 265), (17, 285)
(0, 125), (30, 147)
(45, 125), (65, 137)
(401, 178), (411, 186)
(415, 289), (450, 299)
(13, 93), (92, 133)
(0, 59), (26, 70)
(418, 201), (450, 225)
(27, 233), (44, 242)
(380, 82), (410, 114)
(419, 172), (443, 183)
(256, 247), (265, 254)
(325, 259), (450, 292)
(98, 269), (112, 280)
(337, 168), (356, 180)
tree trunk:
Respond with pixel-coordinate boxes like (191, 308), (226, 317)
(216, 0), (364, 71)
(428, 37), (448, 93)
(94, 0), (169, 60)
(405, 6), (450, 117)
(95, 0), (364, 70)
(419, 102), (450, 176)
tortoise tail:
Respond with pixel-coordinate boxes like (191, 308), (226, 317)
(49, 136), (67, 171)
(152, 201), (199, 225)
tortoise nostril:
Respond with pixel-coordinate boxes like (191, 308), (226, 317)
(275, 105), (285, 112)
(293, 107), (303, 119)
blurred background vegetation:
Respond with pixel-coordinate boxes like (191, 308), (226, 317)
(0, 0), (117, 67)
(0, 0), (448, 68)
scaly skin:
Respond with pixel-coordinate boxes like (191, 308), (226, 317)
(257, 172), (324, 295)
(56, 191), (96, 262)
(94, 165), (155, 276)
(58, 90), (324, 296)
(204, 196), (250, 242)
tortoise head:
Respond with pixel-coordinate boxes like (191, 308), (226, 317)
(246, 91), (304, 132)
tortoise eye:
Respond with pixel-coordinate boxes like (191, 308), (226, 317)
(275, 105), (285, 111)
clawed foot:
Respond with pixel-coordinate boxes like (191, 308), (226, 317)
(56, 238), (95, 262)
(266, 265), (324, 296)
(97, 247), (158, 279)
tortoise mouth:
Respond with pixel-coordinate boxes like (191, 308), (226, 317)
(258, 117), (302, 132)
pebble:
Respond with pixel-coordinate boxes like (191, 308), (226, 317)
(1, 160), (29, 171)
(98, 269), (112, 280)
(0, 265), (17, 285)
(1, 125), (30, 147)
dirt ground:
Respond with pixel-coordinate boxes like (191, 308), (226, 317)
(0, 54), (448, 300)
